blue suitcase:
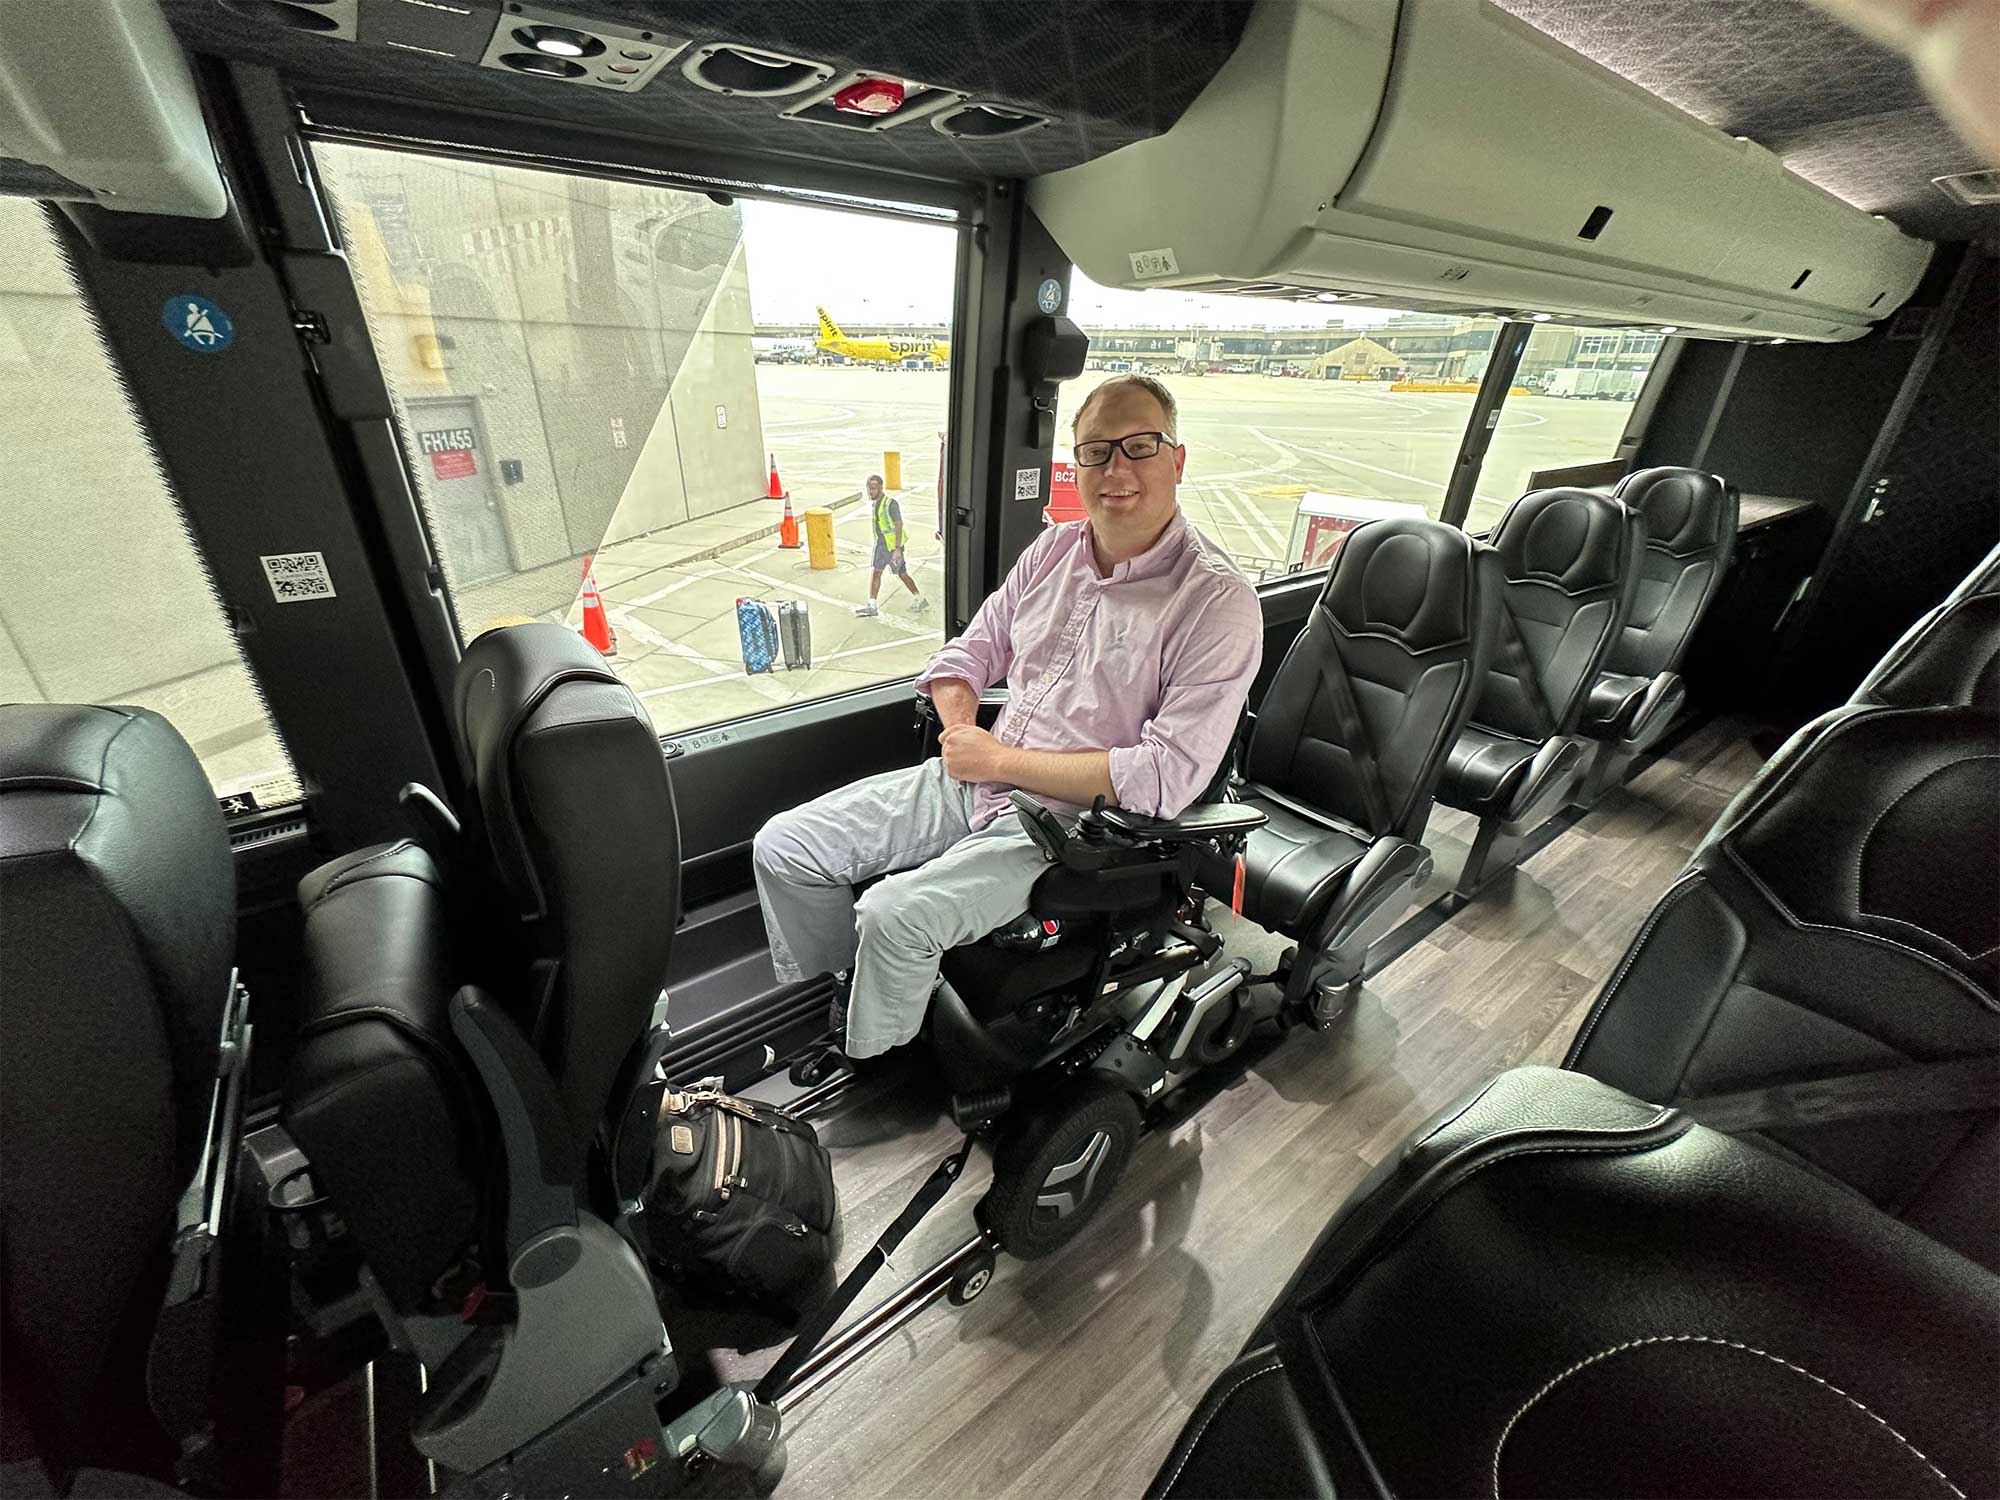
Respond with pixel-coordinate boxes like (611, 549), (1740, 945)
(737, 598), (780, 674)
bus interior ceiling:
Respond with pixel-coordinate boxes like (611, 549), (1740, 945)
(0, 0), (1996, 1497)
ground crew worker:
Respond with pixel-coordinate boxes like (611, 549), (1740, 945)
(853, 474), (929, 617)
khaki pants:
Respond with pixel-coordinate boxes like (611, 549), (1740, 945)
(752, 759), (1047, 1057)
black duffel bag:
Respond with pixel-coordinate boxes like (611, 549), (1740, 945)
(643, 1081), (838, 1320)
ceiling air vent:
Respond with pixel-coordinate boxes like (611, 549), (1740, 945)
(479, 7), (685, 90)
(1931, 170), (2000, 206)
(931, 103), (1053, 139)
(681, 44), (833, 97)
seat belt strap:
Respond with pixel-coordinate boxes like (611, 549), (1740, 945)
(753, 1134), (976, 1405)
(1680, 1054), (1998, 1135)
(1309, 620), (1391, 832)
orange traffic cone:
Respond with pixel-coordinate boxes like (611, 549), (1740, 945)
(766, 452), (787, 500)
(579, 555), (615, 656)
(778, 495), (801, 549)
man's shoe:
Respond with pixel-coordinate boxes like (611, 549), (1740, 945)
(910, 595), (931, 613)
(852, 601), (879, 617)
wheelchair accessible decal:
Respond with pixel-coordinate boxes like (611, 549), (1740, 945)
(162, 294), (234, 354)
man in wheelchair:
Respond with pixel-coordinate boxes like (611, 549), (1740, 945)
(752, 374), (1264, 1074)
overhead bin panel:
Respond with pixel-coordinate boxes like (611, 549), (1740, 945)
(1023, 0), (1396, 299)
(1031, 0), (1932, 342)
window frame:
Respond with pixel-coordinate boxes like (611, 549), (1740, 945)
(294, 118), (990, 748)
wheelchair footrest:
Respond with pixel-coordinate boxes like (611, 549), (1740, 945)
(951, 1086), (1013, 1132)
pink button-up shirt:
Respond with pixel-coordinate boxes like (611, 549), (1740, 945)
(915, 512), (1263, 830)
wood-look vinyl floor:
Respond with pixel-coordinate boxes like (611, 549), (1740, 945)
(745, 717), (1768, 1500)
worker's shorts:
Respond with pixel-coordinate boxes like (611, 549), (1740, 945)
(872, 539), (908, 574)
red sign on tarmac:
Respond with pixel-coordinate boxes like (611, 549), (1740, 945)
(432, 449), (477, 480)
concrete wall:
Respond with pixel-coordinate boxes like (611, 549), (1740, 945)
(606, 242), (766, 541)
(314, 147), (765, 619)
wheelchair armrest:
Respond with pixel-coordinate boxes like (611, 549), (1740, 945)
(1498, 737), (1585, 835)
(1621, 671), (1684, 753)
(1096, 802), (1268, 844)
(1314, 836), (1431, 955)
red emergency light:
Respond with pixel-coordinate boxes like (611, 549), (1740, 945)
(832, 77), (906, 116)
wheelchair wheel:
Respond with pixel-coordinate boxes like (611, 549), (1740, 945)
(982, 1081), (1141, 1260)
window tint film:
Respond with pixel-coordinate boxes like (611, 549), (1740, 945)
(0, 198), (297, 807)
(1471, 325), (1667, 531)
(1057, 274), (1505, 578)
(312, 144), (953, 734)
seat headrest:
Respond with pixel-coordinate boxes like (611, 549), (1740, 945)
(1494, 488), (1637, 594)
(1614, 466), (1731, 556)
(450, 624), (680, 1145)
(0, 704), (234, 1178)
(454, 622), (658, 918)
(1714, 705), (1999, 996)
(1324, 515), (1482, 652)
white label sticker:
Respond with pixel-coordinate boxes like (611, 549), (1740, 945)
(610, 416), (628, 449)
(1128, 247), (1180, 280)
(715, 404), (728, 429)
(261, 551), (335, 603)
(1014, 466), (1043, 500)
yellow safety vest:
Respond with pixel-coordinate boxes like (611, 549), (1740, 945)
(873, 496), (904, 549)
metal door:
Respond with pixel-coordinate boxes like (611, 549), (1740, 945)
(408, 396), (513, 586)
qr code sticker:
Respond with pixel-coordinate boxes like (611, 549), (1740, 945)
(1014, 466), (1042, 500)
(261, 551), (336, 603)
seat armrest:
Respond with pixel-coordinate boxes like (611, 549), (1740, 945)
(1499, 737), (1585, 834)
(1582, 672), (1650, 739)
(1096, 802), (1268, 844)
(1313, 836), (1431, 955)
(449, 987), (580, 1261)
(1621, 671), (1684, 753)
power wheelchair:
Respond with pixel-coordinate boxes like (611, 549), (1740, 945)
(793, 512), (1501, 1267)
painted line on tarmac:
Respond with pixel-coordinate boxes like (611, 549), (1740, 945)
(731, 566), (935, 637)
(1259, 427), (1510, 510)
(1208, 483), (1290, 559)
(624, 564), (735, 608)
(635, 634), (928, 698)
(767, 407), (857, 428)
(608, 606), (740, 675)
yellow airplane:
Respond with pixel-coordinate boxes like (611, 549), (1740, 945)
(815, 307), (950, 366)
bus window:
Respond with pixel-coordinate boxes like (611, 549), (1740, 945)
(1057, 274), (1505, 578)
(0, 198), (297, 808)
(1470, 325), (1668, 530)
(310, 144), (955, 734)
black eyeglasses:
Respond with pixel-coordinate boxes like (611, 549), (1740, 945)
(1073, 431), (1177, 467)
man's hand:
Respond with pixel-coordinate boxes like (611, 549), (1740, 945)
(940, 723), (1011, 784)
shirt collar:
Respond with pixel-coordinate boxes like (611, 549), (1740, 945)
(1088, 509), (1187, 584)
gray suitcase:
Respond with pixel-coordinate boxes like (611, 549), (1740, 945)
(778, 600), (812, 671)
